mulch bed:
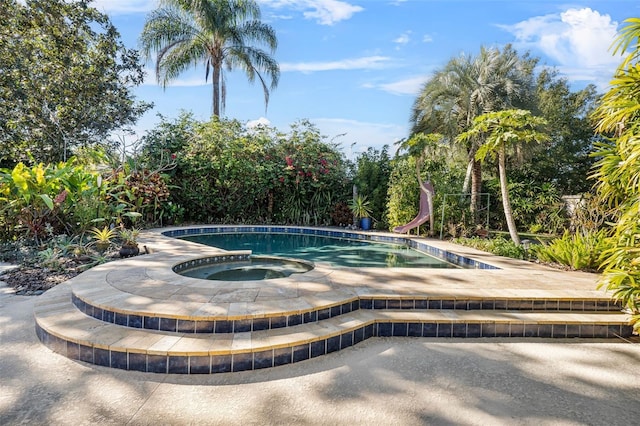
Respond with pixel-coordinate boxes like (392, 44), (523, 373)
(1, 266), (81, 295)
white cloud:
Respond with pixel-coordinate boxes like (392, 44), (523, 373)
(259, 0), (363, 25)
(500, 8), (620, 87)
(378, 75), (428, 96)
(268, 14), (294, 21)
(394, 31), (412, 45)
(281, 56), (391, 73)
(422, 34), (433, 43)
(92, 0), (157, 15)
(247, 117), (272, 128)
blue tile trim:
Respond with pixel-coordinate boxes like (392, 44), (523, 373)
(71, 291), (624, 335)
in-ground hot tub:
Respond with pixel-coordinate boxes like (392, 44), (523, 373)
(174, 254), (313, 281)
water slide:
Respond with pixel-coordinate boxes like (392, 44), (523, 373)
(393, 181), (434, 234)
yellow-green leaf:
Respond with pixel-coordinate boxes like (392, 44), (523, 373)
(40, 194), (54, 210)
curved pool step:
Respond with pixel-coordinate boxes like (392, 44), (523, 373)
(35, 284), (633, 374)
(69, 272), (622, 335)
(71, 289), (623, 334)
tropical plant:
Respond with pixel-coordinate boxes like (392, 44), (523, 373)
(50, 234), (82, 257)
(520, 69), (599, 194)
(89, 226), (117, 252)
(119, 168), (172, 224)
(138, 112), (196, 172)
(349, 195), (373, 219)
(484, 179), (566, 235)
(452, 236), (525, 260)
(387, 156), (422, 231)
(410, 45), (536, 219)
(37, 246), (68, 271)
(458, 109), (548, 245)
(140, 0), (279, 117)
(170, 117), (277, 222)
(139, 116), (349, 225)
(330, 202), (353, 227)
(0, 159), (102, 242)
(531, 230), (609, 271)
(82, 252), (112, 270)
(119, 228), (140, 247)
(591, 17), (640, 323)
(270, 120), (349, 225)
(569, 192), (610, 233)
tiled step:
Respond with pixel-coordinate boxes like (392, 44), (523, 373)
(35, 284), (633, 374)
(70, 282), (622, 334)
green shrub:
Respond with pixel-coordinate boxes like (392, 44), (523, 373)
(531, 230), (609, 271)
(453, 236), (525, 259)
(485, 178), (567, 235)
(353, 146), (391, 228)
(387, 153), (466, 235)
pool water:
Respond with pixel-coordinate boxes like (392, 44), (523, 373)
(179, 256), (313, 281)
(181, 233), (455, 268)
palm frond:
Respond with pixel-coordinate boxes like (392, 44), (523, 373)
(140, 0), (278, 116)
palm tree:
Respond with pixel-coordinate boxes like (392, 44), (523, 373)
(140, 0), (280, 117)
(410, 45), (535, 219)
(457, 109), (548, 245)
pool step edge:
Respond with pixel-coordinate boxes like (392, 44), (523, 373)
(34, 285), (633, 374)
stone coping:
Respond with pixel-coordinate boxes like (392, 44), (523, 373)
(65, 225), (615, 325)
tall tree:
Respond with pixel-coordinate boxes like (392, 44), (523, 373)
(512, 69), (599, 194)
(410, 45), (535, 218)
(140, 0), (280, 117)
(458, 109), (548, 245)
(0, 0), (151, 166)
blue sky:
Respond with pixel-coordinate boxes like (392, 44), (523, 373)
(95, 0), (636, 157)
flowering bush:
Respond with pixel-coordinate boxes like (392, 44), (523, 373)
(272, 121), (349, 224)
(143, 117), (350, 225)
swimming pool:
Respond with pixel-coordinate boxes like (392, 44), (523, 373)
(163, 226), (500, 270)
(180, 232), (455, 268)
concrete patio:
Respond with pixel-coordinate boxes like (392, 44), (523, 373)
(2, 283), (640, 424)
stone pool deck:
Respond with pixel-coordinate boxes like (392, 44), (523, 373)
(2, 227), (640, 424)
(32, 226), (632, 374)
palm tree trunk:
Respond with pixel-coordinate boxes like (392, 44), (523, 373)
(470, 158), (482, 223)
(212, 65), (221, 117)
(462, 159), (473, 193)
(499, 147), (520, 245)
